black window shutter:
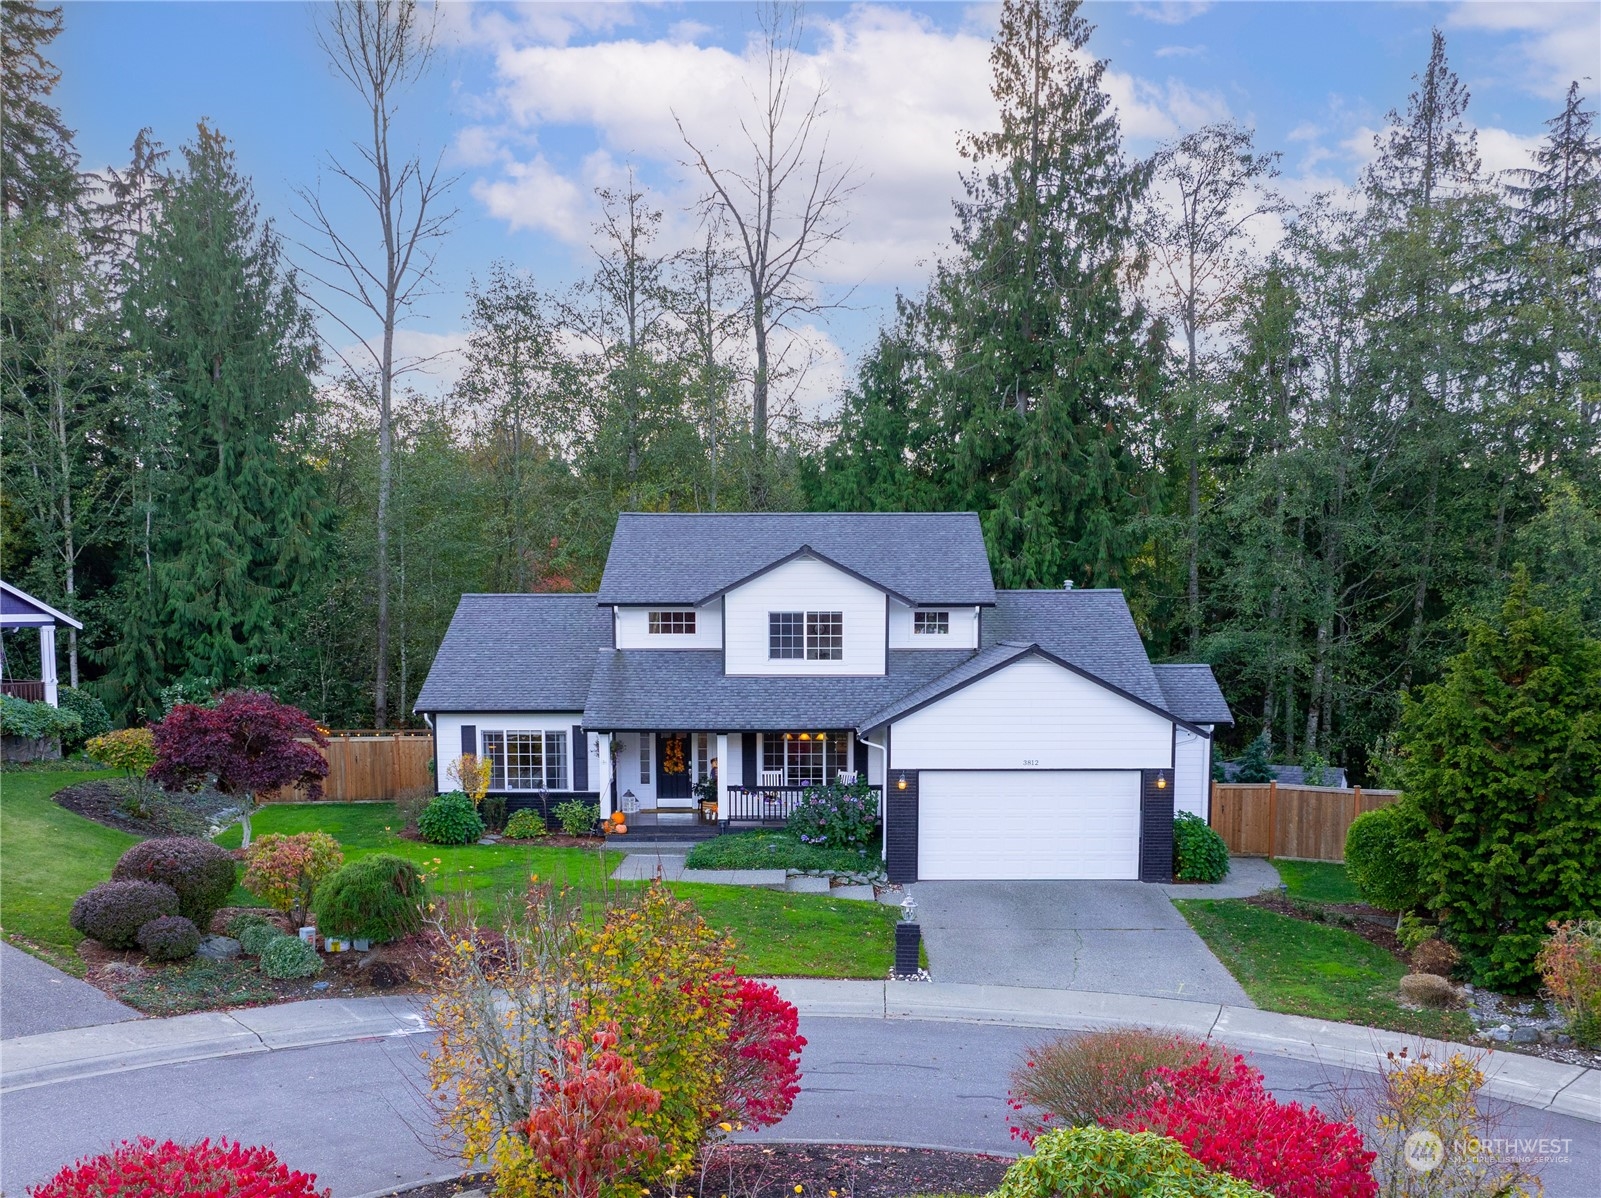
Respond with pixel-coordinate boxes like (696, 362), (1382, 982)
(742, 735), (757, 788)
(460, 724), (477, 758)
(572, 725), (588, 791)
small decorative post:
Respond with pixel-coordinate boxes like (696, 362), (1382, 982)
(893, 893), (922, 978)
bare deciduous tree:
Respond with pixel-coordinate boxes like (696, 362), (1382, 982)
(676, 0), (854, 503)
(1146, 121), (1281, 652)
(297, 0), (454, 727)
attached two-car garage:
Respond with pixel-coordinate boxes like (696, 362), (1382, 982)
(917, 771), (1142, 880)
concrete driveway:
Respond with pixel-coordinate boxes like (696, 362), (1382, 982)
(912, 880), (1254, 1006)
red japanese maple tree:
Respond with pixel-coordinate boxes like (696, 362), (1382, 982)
(150, 690), (328, 847)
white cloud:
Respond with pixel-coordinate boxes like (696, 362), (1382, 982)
(1477, 126), (1542, 178)
(1447, 2), (1599, 100)
(1154, 44), (1205, 59)
(471, 153), (589, 241)
(438, 1), (638, 50)
(1131, 2), (1214, 26)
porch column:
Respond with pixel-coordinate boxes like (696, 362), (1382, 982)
(597, 733), (615, 819)
(715, 734), (730, 821)
(39, 625), (58, 707)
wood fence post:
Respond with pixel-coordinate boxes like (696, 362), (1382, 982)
(1267, 779), (1278, 857)
(1352, 785), (1362, 824)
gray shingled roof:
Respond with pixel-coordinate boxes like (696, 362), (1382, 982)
(982, 590), (1167, 708)
(1152, 664), (1234, 725)
(414, 594), (610, 713)
(595, 513), (997, 607)
(583, 649), (975, 731)
(1220, 762), (1347, 788)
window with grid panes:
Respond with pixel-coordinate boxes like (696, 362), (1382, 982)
(480, 730), (567, 790)
(648, 611), (696, 635)
(769, 611), (804, 658)
(805, 612), (843, 660)
(913, 610), (950, 635)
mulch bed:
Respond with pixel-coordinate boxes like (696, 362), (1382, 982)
(1242, 893), (1406, 958)
(382, 1144), (1015, 1198)
(52, 778), (236, 838)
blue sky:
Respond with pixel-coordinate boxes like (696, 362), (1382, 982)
(54, 2), (1600, 410)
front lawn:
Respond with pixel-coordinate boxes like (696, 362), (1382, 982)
(685, 829), (884, 876)
(0, 767), (132, 970)
(675, 882), (898, 977)
(1272, 859), (1364, 905)
(1176, 899), (1472, 1040)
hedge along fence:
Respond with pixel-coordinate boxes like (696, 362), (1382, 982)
(1209, 782), (1399, 862)
(261, 731), (433, 804)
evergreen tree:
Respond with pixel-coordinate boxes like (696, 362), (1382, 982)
(107, 123), (327, 708)
(1232, 733), (1275, 784)
(1401, 573), (1601, 989)
(0, 0), (78, 217)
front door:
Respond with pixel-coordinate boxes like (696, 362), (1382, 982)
(655, 732), (693, 805)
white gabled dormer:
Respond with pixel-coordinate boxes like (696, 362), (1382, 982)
(612, 603), (723, 649)
(887, 599), (981, 649)
(718, 549), (889, 676)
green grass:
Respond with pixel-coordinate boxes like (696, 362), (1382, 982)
(672, 882), (899, 977)
(684, 829), (883, 875)
(1176, 899), (1472, 1039)
(0, 767), (134, 970)
(1272, 859), (1363, 905)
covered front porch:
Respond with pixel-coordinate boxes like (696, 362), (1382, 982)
(597, 728), (883, 828)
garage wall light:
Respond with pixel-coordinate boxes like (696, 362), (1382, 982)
(1155, 774), (1168, 789)
(896, 775), (908, 791)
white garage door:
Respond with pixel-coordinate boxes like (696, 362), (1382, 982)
(918, 771), (1141, 880)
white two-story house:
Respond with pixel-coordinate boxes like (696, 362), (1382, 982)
(413, 512), (1231, 883)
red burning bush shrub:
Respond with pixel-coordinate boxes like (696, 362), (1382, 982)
(29, 1137), (329, 1197)
(1117, 1057), (1377, 1198)
(720, 977), (806, 1129)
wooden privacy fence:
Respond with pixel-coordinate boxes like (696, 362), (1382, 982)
(1209, 781), (1399, 862)
(262, 731), (433, 803)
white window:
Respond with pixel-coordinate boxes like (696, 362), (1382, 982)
(695, 732), (711, 781)
(769, 611), (843, 660)
(648, 610), (696, 635)
(482, 730), (568, 791)
(762, 732), (848, 787)
(640, 735), (652, 784)
(913, 610), (950, 635)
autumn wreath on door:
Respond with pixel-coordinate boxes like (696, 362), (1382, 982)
(662, 737), (687, 775)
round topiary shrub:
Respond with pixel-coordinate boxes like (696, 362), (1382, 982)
(503, 808), (548, 839)
(1345, 803), (1428, 912)
(259, 934), (324, 979)
(311, 854), (426, 943)
(994, 1127), (1270, 1198)
(785, 782), (878, 849)
(1173, 811), (1230, 883)
(417, 791), (484, 846)
(239, 922), (288, 957)
(227, 911), (276, 940)
(70, 880), (180, 949)
(137, 914), (201, 962)
(112, 837), (237, 929)
(57, 687), (112, 750)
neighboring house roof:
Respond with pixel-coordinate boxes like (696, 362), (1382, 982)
(583, 649), (975, 731)
(1152, 664), (1235, 725)
(983, 590), (1166, 709)
(1220, 762), (1348, 788)
(413, 594), (609, 712)
(595, 512), (998, 607)
(0, 580), (83, 629)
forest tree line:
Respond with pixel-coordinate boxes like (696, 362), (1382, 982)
(2, 0), (1597, 783)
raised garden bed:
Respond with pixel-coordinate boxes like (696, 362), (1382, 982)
(380, 1144), (1014, 1198)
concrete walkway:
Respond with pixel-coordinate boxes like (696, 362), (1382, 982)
(1158, 855), (1282, 899)
(609, 852), (786, 887)
(2, 983), (1593, 1123)
(0, 943), (139, 1040)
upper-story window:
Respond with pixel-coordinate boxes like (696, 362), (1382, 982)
(648, 610), (696, 635)
(769, 611), (844, 661)
(913, 610), (951, 635)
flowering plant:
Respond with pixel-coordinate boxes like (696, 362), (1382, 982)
(28, 1136), (329, 1197)
(785, 781), (878, 848)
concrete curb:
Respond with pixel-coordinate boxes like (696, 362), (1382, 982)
(2, 984), (1594, 1124)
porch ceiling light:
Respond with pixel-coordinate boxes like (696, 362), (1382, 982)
(798, 732), (810, 740)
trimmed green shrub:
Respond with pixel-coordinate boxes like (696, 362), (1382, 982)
(58, 687), (112, 750)
(259, 934), (324, 979)
(1173, 812), (1230, 883)
(70, 880), (180, 949)
(480, 793), (507, 832)
(1399, 575), (1601, 989)
(226, 911), (275, 939)
(785, 781), (878, 849)
(503, 809), (548, 839)
(137, 915), (201, 962)
(0, 693), (82, 742)
(1344, 804), (1427, 913)
(551, 798), (597, 837)
(418, 791), (484, 845)
(112, 837), (237, 930)
(238, 922), (287, 957)
(994, 1127), (1271, 1198)
(1232, 733), (1275, 783)
(312, 854), (426, 943)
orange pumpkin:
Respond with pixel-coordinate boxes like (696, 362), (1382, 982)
(613, 824), (628, 835)
(610, 810), (626, 824)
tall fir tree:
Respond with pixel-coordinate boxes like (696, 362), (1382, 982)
(106, 123), (327, 712)
(0, 0), (78, 218)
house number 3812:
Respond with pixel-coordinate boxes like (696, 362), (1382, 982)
(1022, 758), (1039, 766)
